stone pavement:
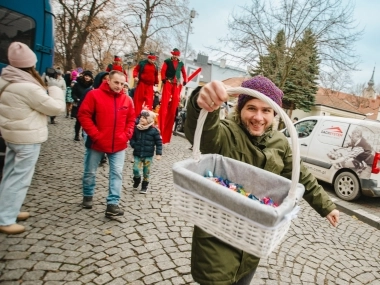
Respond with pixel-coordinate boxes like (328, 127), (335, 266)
(323, 185), (380, 230)
(0, 115), (380, 285)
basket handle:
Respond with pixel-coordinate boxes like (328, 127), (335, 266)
(192, 86), (300, 201)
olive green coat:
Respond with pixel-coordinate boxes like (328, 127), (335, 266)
(184, 88), (336, 285)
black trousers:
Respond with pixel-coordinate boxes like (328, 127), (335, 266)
(74, 119), (81, 136)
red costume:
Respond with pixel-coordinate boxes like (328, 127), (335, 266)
(106, 56), (128, 80)
(159, 48), (187, 144)
(132, 54), (159, 116)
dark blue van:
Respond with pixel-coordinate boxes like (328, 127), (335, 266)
(0, 0), (55, 75)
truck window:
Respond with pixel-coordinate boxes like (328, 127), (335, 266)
(0, 8), (36, 67)
(0, 0), (54, 75)
(295, 120), (317, 138)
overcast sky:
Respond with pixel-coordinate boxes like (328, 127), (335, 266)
(186, 0), (380, 87)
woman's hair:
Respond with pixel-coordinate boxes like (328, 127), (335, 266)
(20, 67), (46, 88)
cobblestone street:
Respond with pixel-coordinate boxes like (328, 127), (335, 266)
(0, 115), (380, 285)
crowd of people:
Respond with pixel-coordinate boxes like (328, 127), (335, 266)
(0, 42), (340, 285)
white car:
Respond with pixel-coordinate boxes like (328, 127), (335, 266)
(282, 116), (380, 201)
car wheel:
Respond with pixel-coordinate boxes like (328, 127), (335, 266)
(333, 171), (361, 201)
(176, 117), (184, 132)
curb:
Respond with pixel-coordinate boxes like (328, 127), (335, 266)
(332, 200), (380, 230)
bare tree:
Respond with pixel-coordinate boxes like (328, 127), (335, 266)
(214, 0), (362, 88)
(53, 0), (113, 71)
(348, 82), (367, 96)
(118, 0), (191, 63)
(318, 70), (353, 94)
(86, 16), (129, 72)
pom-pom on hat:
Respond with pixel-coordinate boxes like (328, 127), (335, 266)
(237, 76), (283, 112)
(141, 110), (156, 124)
(114, 55), (122, 62)
(8, 42), (37, 68)
(171, 48), (181, 56)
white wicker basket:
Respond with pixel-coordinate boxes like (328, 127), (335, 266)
(172, 87), (305, 258)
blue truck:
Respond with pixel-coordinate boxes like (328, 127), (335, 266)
(0, 0), (55, 75)
(0, 0), (54, 178)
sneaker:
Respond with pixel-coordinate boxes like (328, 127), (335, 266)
(74, 135), (80, 141)
(105, 204), (124, 217)
(82, 196), (93, 209)
(140, 181), (149, 194)
(133, 177), (141, 190)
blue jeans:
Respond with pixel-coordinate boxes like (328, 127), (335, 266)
(0, 143), (41, 226)
(133, 156), (153, 182)
(83, 148), (125, 205)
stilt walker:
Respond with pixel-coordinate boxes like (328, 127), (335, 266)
(159, 48), (187, 144)
(133, 53), (159, 117)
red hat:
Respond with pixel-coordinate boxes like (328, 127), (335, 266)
(114, 55), (122, 62)
(147, 53), (157, 60)
(171, 48), (180, 56)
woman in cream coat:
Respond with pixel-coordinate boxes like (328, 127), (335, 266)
(0, 42), (65, 234)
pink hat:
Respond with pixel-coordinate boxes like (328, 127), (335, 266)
(8, 42), (37, 68)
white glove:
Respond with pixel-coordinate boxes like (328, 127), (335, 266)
(46, 76), (60, 87)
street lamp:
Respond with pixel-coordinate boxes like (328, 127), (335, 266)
(183, 9), (196, 67)
(182, 9), (196, 109)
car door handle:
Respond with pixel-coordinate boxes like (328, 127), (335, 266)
(301, 143), (308, 146)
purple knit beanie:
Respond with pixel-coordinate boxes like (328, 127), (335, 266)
(237, 76), (283, 111)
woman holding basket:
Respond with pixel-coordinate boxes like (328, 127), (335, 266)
(184, 76), (339, 285)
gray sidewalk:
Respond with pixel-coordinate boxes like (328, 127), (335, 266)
(1, 117), (380, 285)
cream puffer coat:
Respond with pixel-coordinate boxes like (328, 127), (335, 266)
(0, 77), (66, 144)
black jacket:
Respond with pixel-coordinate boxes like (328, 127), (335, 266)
(130, 126), (162, 157)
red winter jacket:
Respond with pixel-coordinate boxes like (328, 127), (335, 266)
(78, 81), (135, 153)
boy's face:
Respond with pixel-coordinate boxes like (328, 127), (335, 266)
(139, 116), (148, 125)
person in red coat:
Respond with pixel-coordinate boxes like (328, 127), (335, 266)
(77, 70), (135, 218)
(159, 48), (187, 144)
(132, 53), (159, 117)
(106, 56), (128, 80)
